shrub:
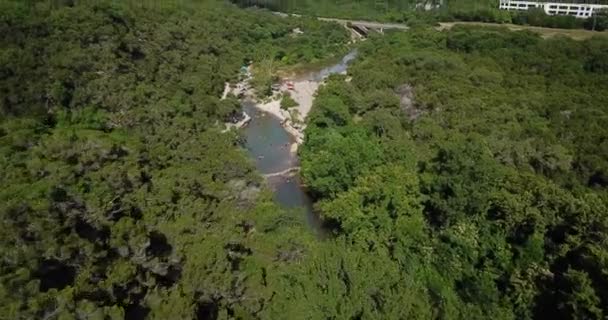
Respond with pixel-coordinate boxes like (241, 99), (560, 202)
(280, 92), (298, 110)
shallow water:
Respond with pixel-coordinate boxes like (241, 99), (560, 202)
(268, 175), (325, 233)
(242, 101), (296, 174)
(298, 49), (358, 82)
(242, 49), (357, 235)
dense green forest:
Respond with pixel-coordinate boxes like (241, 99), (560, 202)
(232, 0), (502, 25)
(299, 26), (608, 318)
(233, 0), (608, 30)
(2, 0), (608, 319)
(0, 1), (348, 318)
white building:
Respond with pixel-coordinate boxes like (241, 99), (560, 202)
(499, 0), (608, 18)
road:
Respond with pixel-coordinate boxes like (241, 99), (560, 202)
(318, 17), (409, 30)
(272, 12), (409, 31)
(438, 21), (608, 40)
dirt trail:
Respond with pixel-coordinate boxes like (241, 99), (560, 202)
(438, 22), (608, 40)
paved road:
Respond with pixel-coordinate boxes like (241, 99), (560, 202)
(318, 17), (409, 30)
(272, 12), (409, 30)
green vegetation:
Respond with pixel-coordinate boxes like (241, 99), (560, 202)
(280, 92), (298, 110)
(245, 20), (348, 96)
(233, 0), (608, 31)
(439, 22), (608, 41)
(3, 0), (608, 319)
(299, 26), (608, 319)
(0, 1), (347, 318)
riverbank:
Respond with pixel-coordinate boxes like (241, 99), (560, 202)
(234, 50), (357, 235)
(222, 111), (251, 132)
(226, 50), (357, 152)
(226, 68), (320, 152)
(255, 79), (320, 147)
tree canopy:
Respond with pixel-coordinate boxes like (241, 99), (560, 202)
(299, 26), (608, 319)
(2, 0), (608, 319)
(0, 1), (347, 318)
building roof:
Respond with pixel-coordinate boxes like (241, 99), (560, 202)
(521, 0), (608, 3)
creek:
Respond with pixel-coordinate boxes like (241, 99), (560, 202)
(242, 50), (357, 236)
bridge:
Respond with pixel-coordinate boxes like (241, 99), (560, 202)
(272, 12), (409, 38)
(318, 17), (409, 38)
(317, 17), (409, 31)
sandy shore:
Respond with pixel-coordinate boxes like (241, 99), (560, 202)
(221, 81), (251, 132)
(254, 80), (320, 149)
(223, 66), (322, 152)
(289, 80), (319, 122)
